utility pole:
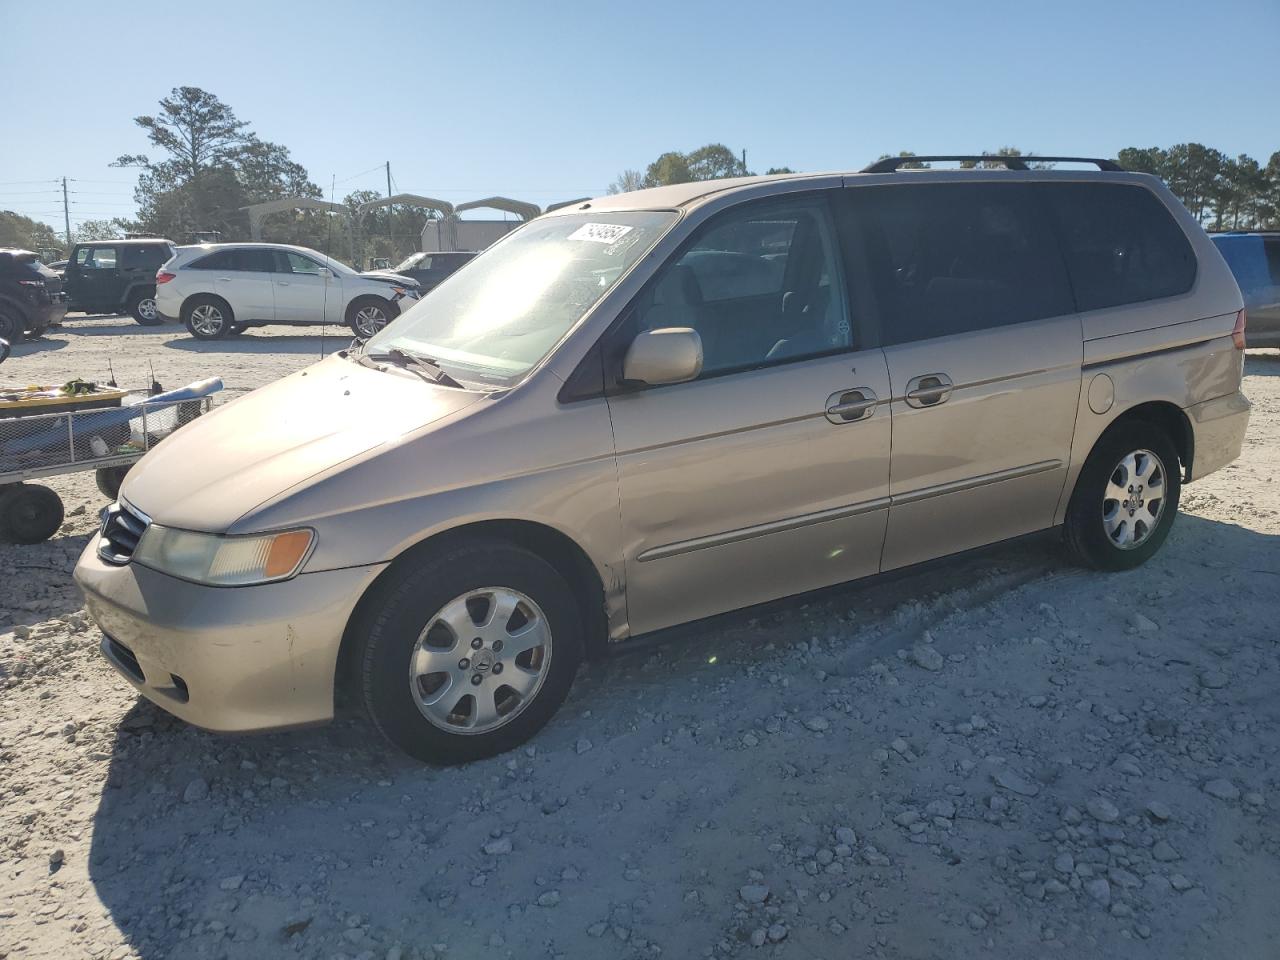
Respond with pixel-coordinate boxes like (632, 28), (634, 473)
(61, 177), (71, 252)
(386, 161), (392, 199)
(742, 149), (747, 175)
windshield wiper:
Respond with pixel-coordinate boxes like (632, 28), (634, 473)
(360, 347), (465, 389)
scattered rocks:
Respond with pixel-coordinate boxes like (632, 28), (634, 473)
(182, 778), (209, 803)
(739, 884), (770, 904)
(1129, 613), (1159, 633)
(483, 837), (513, 856)
(575, 738), (593, 755)
(1203, 779), (1240, 801)
(1152, 840), (1181, 862)
(803, 716), (830, 732)
(994, 768), (1039, 797)
(1198, 670), (1229, 690)
(1086, 797), (1120, 823)
(1146, 800), (1173, 821)
(1085, 878), (1112, 907)
(536, 890), (561, 908)
(910, 644), (944, 672)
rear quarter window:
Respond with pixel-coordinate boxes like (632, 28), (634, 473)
(1041, 183), (1196, 312)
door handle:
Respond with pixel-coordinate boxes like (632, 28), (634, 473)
(904, 373), (953, 408)
(825, 388), (878, 424)
(277, 281), (291, 286)
(216, 277), (231, 281)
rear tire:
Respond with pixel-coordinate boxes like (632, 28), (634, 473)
(128, 291), (163, 326)
(0, 484), (65, 545)
(182, 296), (233, 340)
(0, 308), (24, 344)
(356, 540), (584, 764)
(1064, 421), (1181, 571)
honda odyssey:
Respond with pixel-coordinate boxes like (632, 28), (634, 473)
(75, 158), (1251, 763)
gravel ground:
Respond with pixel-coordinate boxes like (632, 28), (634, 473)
(2, 316), (1279, 960)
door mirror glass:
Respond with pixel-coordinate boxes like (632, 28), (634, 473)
(622, 327), (703, 385)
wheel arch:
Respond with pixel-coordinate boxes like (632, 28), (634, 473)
(1100, 400), (1194, 481)
(181, 291), (235, 321)
(334, 518), (610, 711)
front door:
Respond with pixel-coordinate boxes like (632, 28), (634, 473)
(843, 181), (1084, 571)
(606, 193), (892, 636)
(271, 250), (341, 324)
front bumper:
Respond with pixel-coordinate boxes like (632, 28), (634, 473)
(1187, 389), (1250, 482)
(75, 543), (388, 732)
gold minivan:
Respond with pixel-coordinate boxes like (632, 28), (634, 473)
(74, 158), (1251, 763)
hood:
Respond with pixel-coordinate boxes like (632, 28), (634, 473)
(361, 270), (417, 286)
(121, 353), (481, 532)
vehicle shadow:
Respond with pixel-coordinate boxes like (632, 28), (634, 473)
(59, 321), (174, 338)
(1245, 350), (1280, 376)
(4, 337), (69, 359)
(163, 332), (357, 356)
(84, 513), (1279, 957)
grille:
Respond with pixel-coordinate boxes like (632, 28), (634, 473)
(98, 500), (150, 564)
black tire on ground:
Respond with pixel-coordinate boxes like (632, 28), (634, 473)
(0, 308), (24, 344)
(356, 539), (584, 764)
(1064, 420), (1182, 571)
(346, 296), (398, 339)
(182, 295), (233, 340)
(0, 483), (65, 545)
(95, 465), (131, 501)
(128, 290), (163, 326)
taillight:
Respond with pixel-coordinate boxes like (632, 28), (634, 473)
(1232, 309), (1247, 350)
(156, 271), (176, 284)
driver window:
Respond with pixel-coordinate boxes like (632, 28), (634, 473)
(634, 196), (850, 377)
(85, 246), (118, 270)
(282, 252), (323, 275)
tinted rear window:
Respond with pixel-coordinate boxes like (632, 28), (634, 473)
(846, 182), (1075, 345)
(1042, 183), (1196, 312)
(189, 249), (275, 272)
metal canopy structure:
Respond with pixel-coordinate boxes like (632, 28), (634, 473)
(242, 197), (350, 241)
(355, 193), (455, 219)
(454, 196), (541, 221)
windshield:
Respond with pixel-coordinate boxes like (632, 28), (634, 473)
(393, 252), (428, 272)
(366, 211), (677, 384)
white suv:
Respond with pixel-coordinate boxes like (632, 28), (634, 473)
(155, 243), (421, 340)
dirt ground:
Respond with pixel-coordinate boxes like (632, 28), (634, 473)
(2, 316), (1278, 960)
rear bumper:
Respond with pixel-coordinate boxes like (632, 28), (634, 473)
(1187, 390), (1250, 481)
(75, 542), (388, 732)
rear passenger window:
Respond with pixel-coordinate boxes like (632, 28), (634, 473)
(846, 183), (1074, 346)
(190, 250), (236, 270)
(635, 196), (852, 376)
(1042, 183), (1196, 311)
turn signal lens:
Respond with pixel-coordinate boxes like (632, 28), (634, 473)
(264, 531), (314, 578)
(1232, 309), (1247, 350)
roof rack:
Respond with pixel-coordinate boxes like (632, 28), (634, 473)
(861, 155), (1124, 174)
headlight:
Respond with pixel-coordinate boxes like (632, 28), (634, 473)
(132, 525), (314, 586)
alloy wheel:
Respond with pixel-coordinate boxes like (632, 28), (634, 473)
(137, 297), (158, 321)
(1102, 448), (1166, 549)
(354, 305), (388, 338)
(190, 304), (224, 336)
(409, 587), (552, 735)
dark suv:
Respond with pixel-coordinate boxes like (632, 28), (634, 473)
(368, 251), (476, 293)
(0, 248), (68, 342)
(63, 238), (176, 325)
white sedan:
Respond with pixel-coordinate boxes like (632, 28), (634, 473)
(155, 243), (420, 340)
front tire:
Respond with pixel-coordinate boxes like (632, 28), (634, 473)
(346, 297), (397, 339)
(356, 540), (584, 764)
(128, 291), (163, 326)
(1064, 421), (1181, 571)
(182, 296), (233, 340)
(0, 308), (24, 344)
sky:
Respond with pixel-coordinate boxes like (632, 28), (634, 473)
(2, 0), (1277, 234)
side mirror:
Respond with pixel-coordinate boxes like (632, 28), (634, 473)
(622, 327), (703, 386)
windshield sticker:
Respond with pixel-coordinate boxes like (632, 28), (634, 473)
(568, 223), (634, 244)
